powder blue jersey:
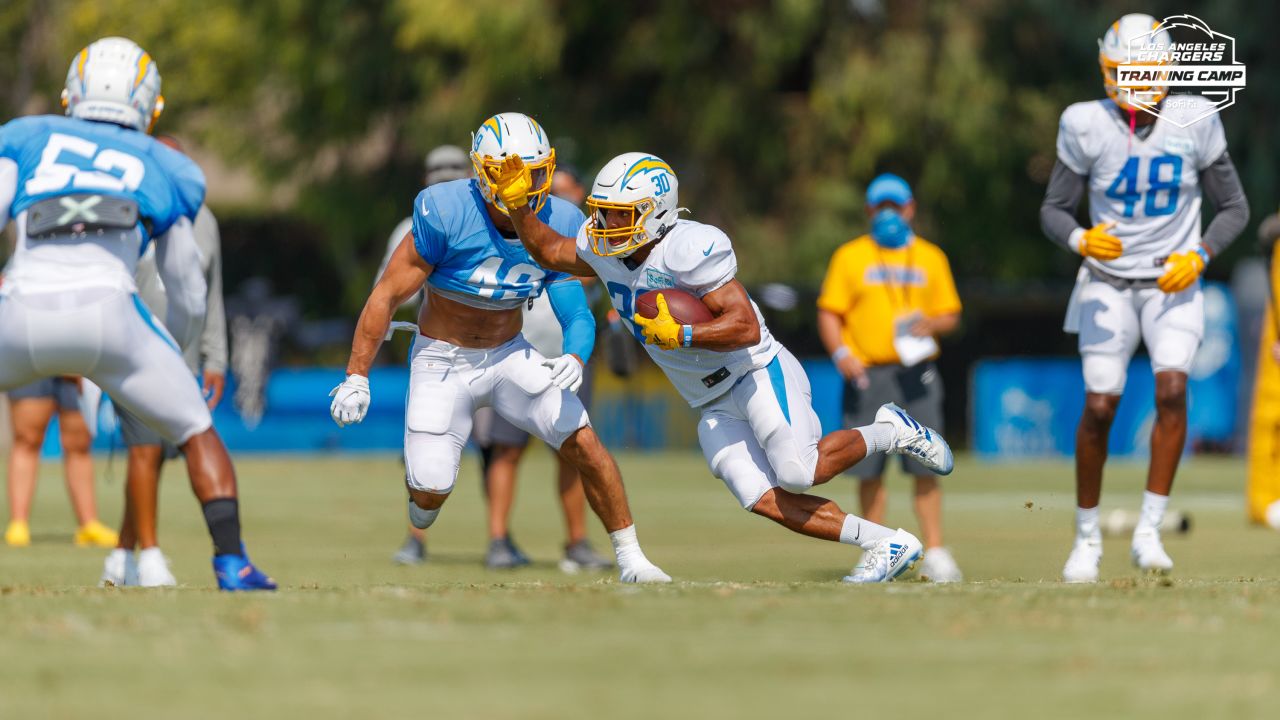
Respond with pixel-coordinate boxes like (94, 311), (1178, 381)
(411, 179), (586, 310)
(0, 114), (204, 238)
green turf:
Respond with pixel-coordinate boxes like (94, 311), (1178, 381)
(2, 451), (1278, 719)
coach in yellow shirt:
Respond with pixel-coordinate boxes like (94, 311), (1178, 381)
(817, 173), (963, 582)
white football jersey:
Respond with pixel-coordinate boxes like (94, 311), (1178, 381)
(521, 292), (563, 359)
(576, 219), (781, 407)
(1056, 97), (1227, 279)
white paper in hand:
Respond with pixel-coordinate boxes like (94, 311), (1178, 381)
(893, 313), (939, 368)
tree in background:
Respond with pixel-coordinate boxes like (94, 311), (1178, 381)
(3, 0), (1276, 316)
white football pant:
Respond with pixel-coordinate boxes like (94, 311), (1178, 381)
(698, 347), (821, 509)
(0, 287), (212, 444)
(1073, 274), (1203, 395)
(403, 334), (589, 494)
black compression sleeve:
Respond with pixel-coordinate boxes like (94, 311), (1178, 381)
(1040, 160), (1087, 252)
(1199, 151), (1250, 258)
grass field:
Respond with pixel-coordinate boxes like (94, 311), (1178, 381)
(2, 450), (1278, 719)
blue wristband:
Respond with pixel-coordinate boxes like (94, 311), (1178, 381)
(681, 325), (693, 348)
(1194, 246), (1210, 265)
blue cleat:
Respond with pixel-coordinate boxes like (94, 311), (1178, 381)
(213, 550), (277, 591)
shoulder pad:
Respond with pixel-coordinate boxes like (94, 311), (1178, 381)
(1059, 101), (1104, 136)
(664, 222), (737, 295)
(151, 141), (206, 220)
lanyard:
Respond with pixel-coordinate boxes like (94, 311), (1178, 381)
(875, 244), (916, 311)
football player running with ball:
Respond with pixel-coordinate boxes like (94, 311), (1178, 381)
(492, 152), (954, 583)
(1040, 14), (1249, 582)
(0, 38), (274, 589)
(330, 113), (669, 583)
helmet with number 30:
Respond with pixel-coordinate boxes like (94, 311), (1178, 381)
(470, 112), (556, 215)
(586, 152), (680, 258)
(62, 37), (164, 134)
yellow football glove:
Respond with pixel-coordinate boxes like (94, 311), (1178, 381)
(487, 154), (531, 210)
(1078, 221), (1123, 261)
(1158, 247), (1209, 294)
(632, 294), (684, 351)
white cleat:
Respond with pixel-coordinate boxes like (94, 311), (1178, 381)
(618, 561), (672, 584)
(100, 548), (138, 587)
(1265, 500), (1280, 531)
(876, 403), (954, 475)
(918, 546), (963, 583)
(843, 529), (923, 583)
(137, 547), (178, 587)
(1131, 530), (1173, 575)
(1062, 537), (1102, 583)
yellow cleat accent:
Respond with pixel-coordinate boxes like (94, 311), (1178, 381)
(74, 520), (119, 549)
(5, 520), (31, 547)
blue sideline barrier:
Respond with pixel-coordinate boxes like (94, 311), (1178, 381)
(972, 283), (1239, 458)
(33, 282), (1237, 459)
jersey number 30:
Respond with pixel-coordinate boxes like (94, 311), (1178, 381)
(1104, 154), (1181, 218)
(607, 281), (650, 342)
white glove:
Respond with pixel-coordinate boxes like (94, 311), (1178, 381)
(329, 374), (370, 427)
(542, 355), (584, 393)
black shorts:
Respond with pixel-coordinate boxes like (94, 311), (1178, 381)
(8, 377), (80, 410)
(843, 361), (944, 479)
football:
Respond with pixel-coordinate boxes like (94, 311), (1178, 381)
(636, 288), (714, 324)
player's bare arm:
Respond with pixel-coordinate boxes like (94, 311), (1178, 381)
(509, 203), (596, 275)
(633, 280), (761, 353)
(686, 280), (761, 351)
(816, 308), (869, 388)
(491, 155), (597, 276)
(345, 231), (431, 377)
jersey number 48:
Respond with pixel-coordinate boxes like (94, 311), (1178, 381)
(1104, 154), (1181, 218)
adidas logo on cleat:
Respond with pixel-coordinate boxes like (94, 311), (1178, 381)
(888, 543), (907, 564)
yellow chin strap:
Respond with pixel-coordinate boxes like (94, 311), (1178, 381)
(586, 196), (655, 257)
(146, 95), (164, 134)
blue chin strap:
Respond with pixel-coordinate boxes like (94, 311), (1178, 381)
(871, 208), (912, 249)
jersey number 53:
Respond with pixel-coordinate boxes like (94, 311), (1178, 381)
(25, 133), (146, 196)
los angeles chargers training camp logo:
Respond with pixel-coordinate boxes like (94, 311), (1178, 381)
(1115, 14), (1246, 127)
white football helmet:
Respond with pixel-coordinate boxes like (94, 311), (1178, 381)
(470, 112), (555, 214)
(1099, 14), (1173, 111)
(586, 152), (679, 258)
(62, 37), (164, 133)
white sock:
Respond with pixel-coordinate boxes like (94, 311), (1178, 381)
(839, 514), (896, 550)
(1135, 491), (1169, 535)
(608, 525), (650, 567)
(856, 422), (895, 454)
(1076, 506), (1101, 541)
(408, 501), (440, 530)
